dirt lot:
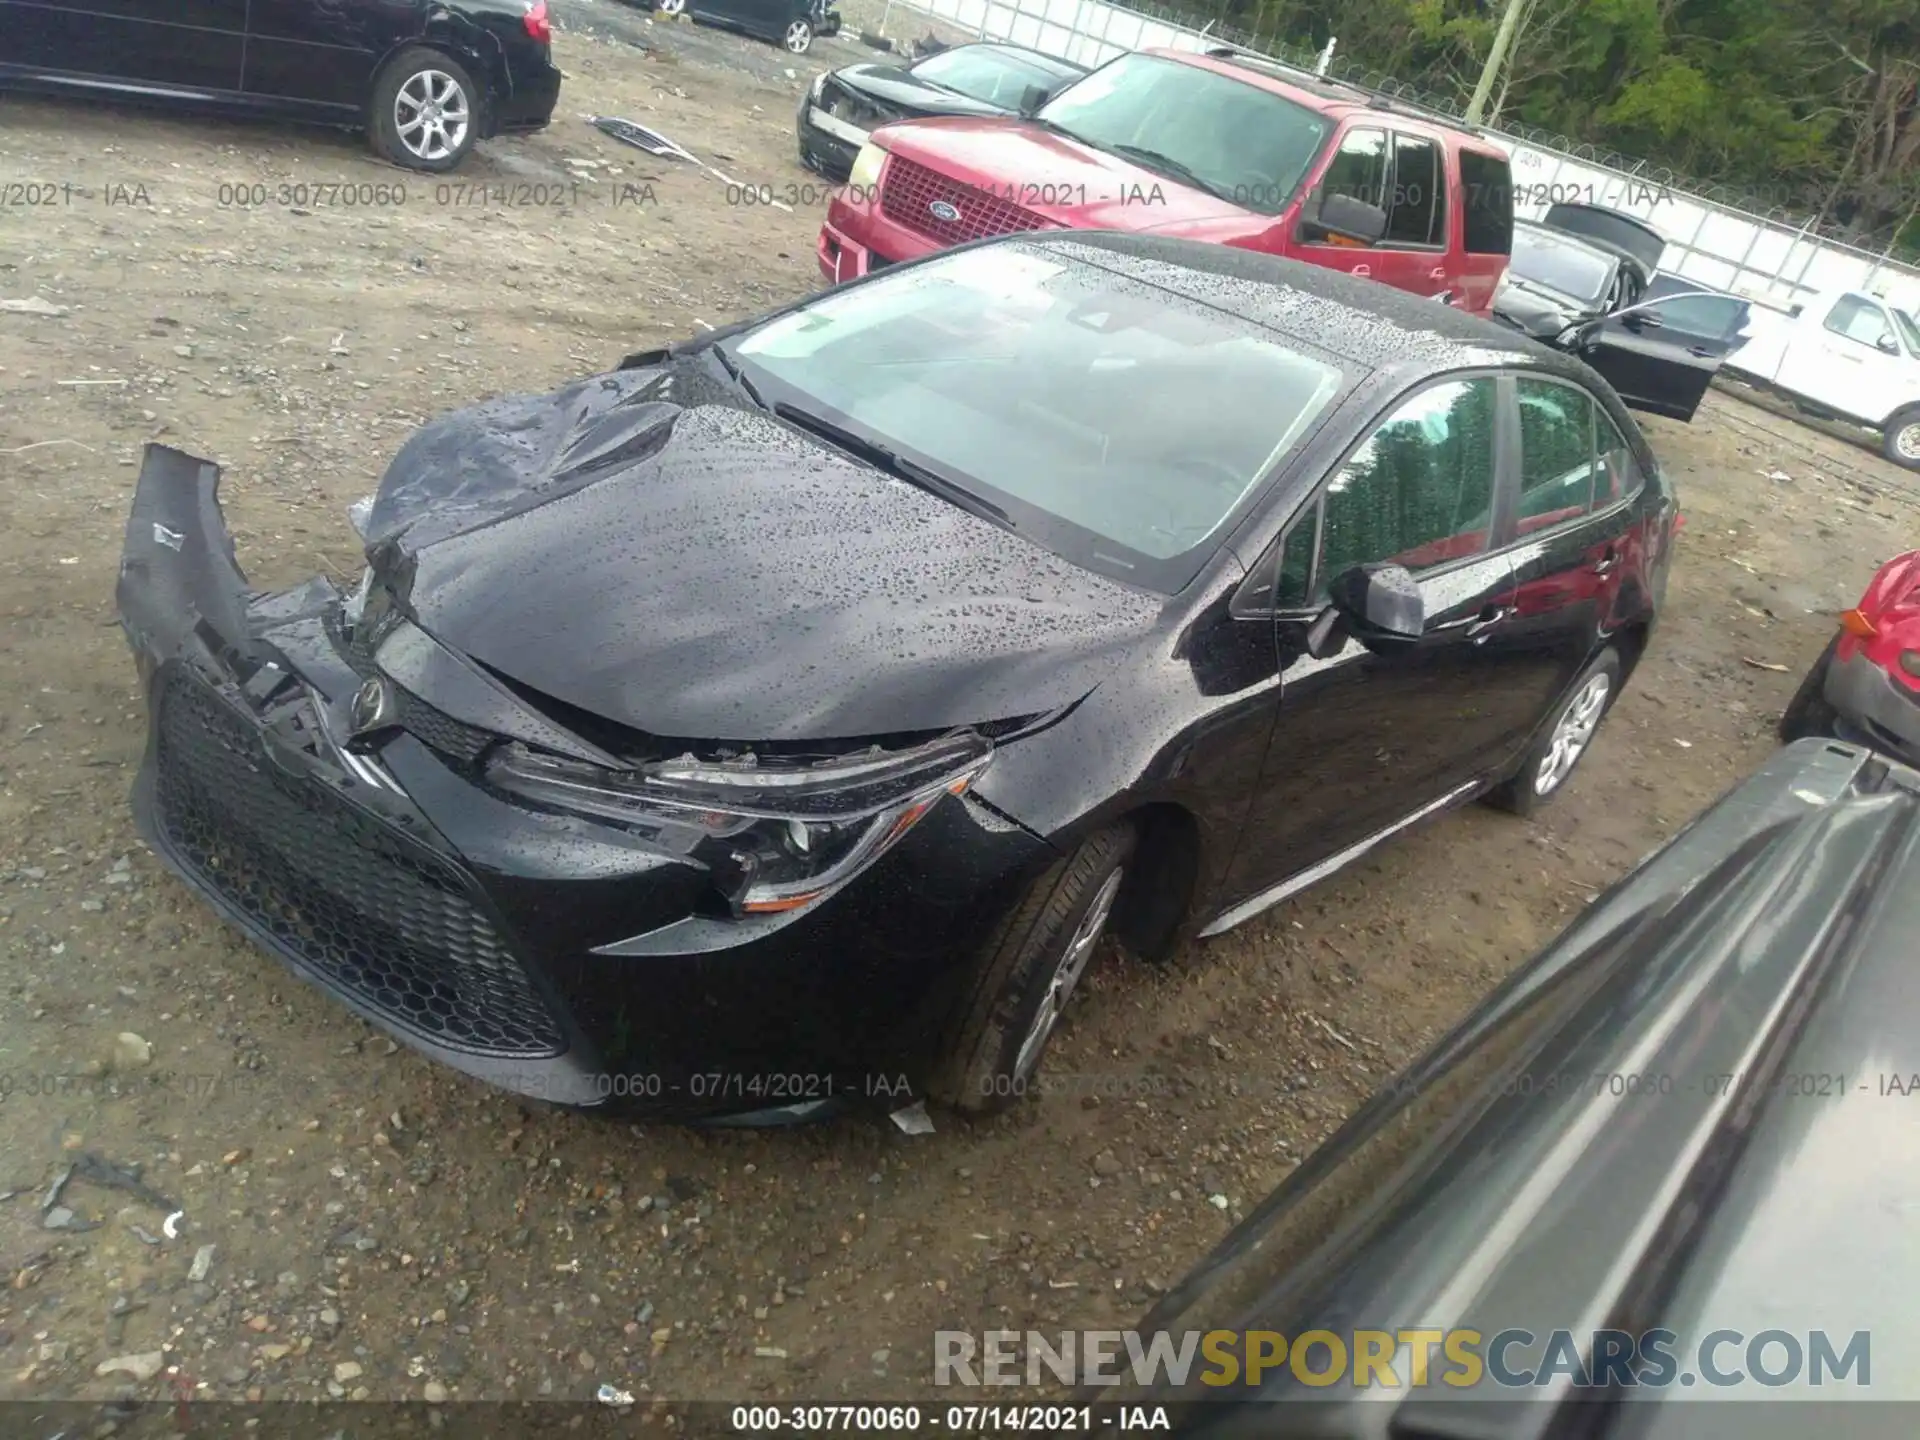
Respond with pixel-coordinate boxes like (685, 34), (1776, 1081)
(2, 7), (1916, 1417)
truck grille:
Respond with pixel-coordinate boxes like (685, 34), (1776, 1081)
(878, 155), (1047, 245)
(152, 669), (566, 1059)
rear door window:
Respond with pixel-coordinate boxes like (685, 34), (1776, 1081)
(1515, 378), (1597, 533)
(1460, 150), (1513, 255)
(1384, 133), (1445, 248)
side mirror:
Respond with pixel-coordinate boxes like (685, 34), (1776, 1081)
(1326, 562), (1424, 652)
(1877, 334), (1900, 355)
(1017, 84), (1050, 118)
(1303, 187), (1387, 246)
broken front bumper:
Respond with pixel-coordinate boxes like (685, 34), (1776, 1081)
(114, 448), (1051, 1119)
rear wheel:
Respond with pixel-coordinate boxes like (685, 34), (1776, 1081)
(1884, 407), (1920, 471)
(368, 48), (477, 172)
(1486, 647), (1622, 818)
(1778, 634), (1842, 742)
(656, 0), (687, 13)
(784, 17), (814, 51)
(930, 824), (1135, 1117)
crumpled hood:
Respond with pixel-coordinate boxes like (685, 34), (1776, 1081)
(363, 361), (1162, 743)
(833, 62), (1010, 118)
(1490, 278), (1595, 343)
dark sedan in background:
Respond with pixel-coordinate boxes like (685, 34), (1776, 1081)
(114, 233), (1673, 1125)
(1118, 735), (1917, 1434)
(798, 41), (1086, 179)
(0, 0), (561, 170)
(1494, 213), (1746, 422)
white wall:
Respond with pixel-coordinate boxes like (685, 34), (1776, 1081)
(893, 0), (1920, 316)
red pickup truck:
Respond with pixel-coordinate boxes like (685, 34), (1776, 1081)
(818, 46), (1515, 314)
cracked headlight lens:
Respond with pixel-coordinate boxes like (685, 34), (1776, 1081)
(487, 731), (992, 916)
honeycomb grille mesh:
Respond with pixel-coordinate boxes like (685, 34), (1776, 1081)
(152, 670), (565, 1058)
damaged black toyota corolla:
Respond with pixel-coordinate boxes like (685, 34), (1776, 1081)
(116, 232), (1674, 1122)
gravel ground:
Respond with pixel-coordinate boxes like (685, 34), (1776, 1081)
(2, 8), (1916, 1418)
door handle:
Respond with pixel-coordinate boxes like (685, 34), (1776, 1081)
(1352, 264), (1372, 278)
(1592, 548), (1619, 576)
(1428, 266), (1447, 280)
(1431, 603), (1512, 638)
(1687, 344), (1715, 358)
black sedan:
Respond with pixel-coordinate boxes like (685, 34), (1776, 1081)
(1494, 217), (1740, 423)
(1105, 736), (1914, 1434)
(114, 233), (1675, 1124)
(798, 42), (1086, 179)
(0, 0), (561, 170)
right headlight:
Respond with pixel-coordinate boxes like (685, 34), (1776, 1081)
(846, 140), (887, 193)
(487, 731), (992, 916)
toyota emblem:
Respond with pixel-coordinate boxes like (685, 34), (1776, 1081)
(928, 200), (961, 223)
(348, 676), (399, 740)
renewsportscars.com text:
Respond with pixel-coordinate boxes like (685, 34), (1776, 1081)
(933, 1328), (1871, 1390)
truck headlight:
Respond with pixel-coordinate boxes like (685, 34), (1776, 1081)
(488, 731), (992, 916)
(847, 141), (887, 193)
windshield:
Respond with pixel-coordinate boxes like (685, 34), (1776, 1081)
(1894, 307), (1920, 357)
(910, 46), (1071, 109)
(1036, 53), (1332, 215)
(728, 244), (1347, 591)
(1508, 227), (1614, 304)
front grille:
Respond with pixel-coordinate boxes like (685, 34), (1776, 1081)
(152, 669), (566, 1058)
(391, 685), (497, 765)
(878, 155), (1047, 245)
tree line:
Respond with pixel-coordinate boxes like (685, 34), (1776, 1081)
(1172, 0), (1919, 257)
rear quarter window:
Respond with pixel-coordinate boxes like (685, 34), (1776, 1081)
(1459, 150), (1513, 256)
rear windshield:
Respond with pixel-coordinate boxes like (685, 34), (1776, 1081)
(1509, 227), (1613, 303)
(1036, 53), (1333, 215)
(729, 244), (1348, 592)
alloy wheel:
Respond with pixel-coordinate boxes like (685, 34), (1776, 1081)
(657, 0), (687, 13)
(1010, 867), (1123, 1083)
(1896, 422), (1920, 462)
(1534, 672), (1611, 796)
(785, 19), (812, 50)
(394, 70), (470, 163)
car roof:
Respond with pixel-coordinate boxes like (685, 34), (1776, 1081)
(1013, 230), (1590, 385)
(1149, 46), (1500, 147)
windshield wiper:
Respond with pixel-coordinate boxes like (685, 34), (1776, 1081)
(1107, 144), (1238, 203)
(773, 403), (1011, 528)
(710, 342), (768, 410)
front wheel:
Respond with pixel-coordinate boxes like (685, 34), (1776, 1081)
(1883, 407), (1920, 471)
(930, 824), (1135, 1117)
(656, 0), (688, 13)
(368, 48), (477, 173)
(783, 18), (814, 51)
(1486, 647), (1622, 818)
(1778, 634), (1841, 742)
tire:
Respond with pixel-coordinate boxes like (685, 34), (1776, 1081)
(930, 823), (1136, 1117)
(369, 47), (479, 173)
(1883, 406), (1920, 471)
(656, 0), (687, 13)
(1486, 647), (1623, 818)
(1778, 634), (1842, 742)
(783, 18), (814, 52)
